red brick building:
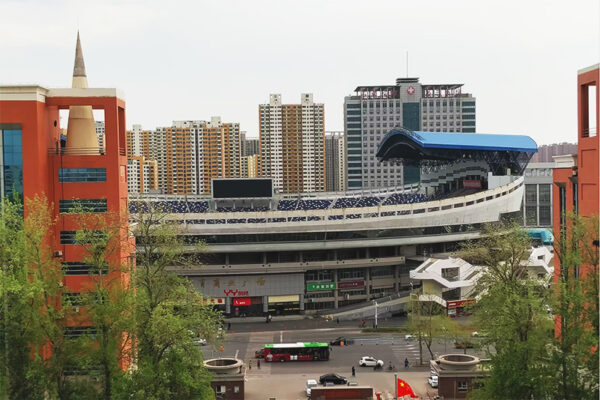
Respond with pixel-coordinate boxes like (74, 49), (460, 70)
(552, 64), (599, 332)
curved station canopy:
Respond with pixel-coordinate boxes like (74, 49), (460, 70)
(376, 128), (538, 175)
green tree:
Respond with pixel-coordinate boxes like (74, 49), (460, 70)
(407, 292), (446, 364)
(460, 223), (554, 400)
(130, 202), (221, 400)
(550, 213), (599, 400)
(72, 209), (135, 400)
(0, 195), (94, 400)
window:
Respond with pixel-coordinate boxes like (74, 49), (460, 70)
(526, 206), (538, 226)
(59, 199), (107, 213)
(1, 128), (24, 199)
(234, 386), (240, 394)
(64, 326), (97, 339)
(538, 184), (551, 203)
(59, 168), (106, 182)
(458, 381), (468, 392)
(62, 292), (84, 306)
(215, 385), (226, 394)
(525, 185), (537, 204)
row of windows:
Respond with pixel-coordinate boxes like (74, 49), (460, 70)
(59, 230), (107, 245)
(58, 168), (106, 182)
(59, 199), (107, 213)
(62, 262), (108, 275)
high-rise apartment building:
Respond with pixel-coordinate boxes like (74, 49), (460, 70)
(259, 94), (325, 193)
(240, 132), (259, 178)
(325, 131), (346, 191)
(127, 156), (158, 194)
(240, 132), (259, 157)
(189, 117), (242, 194)
(530, 142), (578, 162)
(127, 117), (242, 195)
(344, 77), (476, 190)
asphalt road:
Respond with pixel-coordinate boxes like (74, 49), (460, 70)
(202, 321), (485, 398)
(224, 315), (409, 333)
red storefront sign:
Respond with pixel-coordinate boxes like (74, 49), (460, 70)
(463, 179), (482, 189)
(338, 281), (365, 290)
(233, 298), (252, 306)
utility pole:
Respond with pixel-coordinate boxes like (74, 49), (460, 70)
(394, 373), (398, 399)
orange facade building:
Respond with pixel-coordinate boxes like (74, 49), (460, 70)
(552, 64), (599, 290)
(0, 34), (132, 365)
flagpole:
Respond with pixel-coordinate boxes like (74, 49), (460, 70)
(394, 373), (398, 399)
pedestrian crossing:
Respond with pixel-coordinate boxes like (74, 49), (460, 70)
(243, 332), (274, 376)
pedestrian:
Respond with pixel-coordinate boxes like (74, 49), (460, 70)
(352, 366), (355, 377)
(336, 318), (340, 324)
(227, 322), (231, 330)
(248, 360), (252, 370)
(257, 359), (261, 369)
(404, 357), (409, 368)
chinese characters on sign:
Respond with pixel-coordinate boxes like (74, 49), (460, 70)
(306, 282), (337, 292)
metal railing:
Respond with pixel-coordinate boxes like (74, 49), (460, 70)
(47, 147), (127, 156)
(48, 147), (105, 156)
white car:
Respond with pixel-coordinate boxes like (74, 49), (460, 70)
(428, 375), (438, 388)
(193, 337), (207, 346)
(358, 356), (384, 367)
(404, 334), (414, 341)
(306, 379), (318, 396)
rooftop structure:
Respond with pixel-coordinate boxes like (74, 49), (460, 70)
(377, 129), (537, 175)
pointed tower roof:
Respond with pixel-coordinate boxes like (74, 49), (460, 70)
(73, 31), (87, 78)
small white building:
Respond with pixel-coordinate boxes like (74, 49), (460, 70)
(410, 247), (554, 304)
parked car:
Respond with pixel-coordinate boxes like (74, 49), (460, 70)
(305, 379), (318, 396)
(255, 348), (265, 359)
(358, 356), (384, 367)
(193, 337), (207, 346)
(428, 375), (438, 388)
(319, 373), (347, 385)
(404, 334), (414, 341)
(329, 337), (347, 346)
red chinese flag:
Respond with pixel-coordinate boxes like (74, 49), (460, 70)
(397, 378), (419, 398)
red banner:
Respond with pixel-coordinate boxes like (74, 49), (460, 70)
(233, 298), (252, 306)
(338, 281), (365, 289)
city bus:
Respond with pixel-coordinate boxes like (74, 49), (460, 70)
(263, 342), (330, 362)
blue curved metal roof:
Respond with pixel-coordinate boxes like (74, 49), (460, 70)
(382, 130), (538, 153)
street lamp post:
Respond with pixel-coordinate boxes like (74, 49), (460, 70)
(373, 300), (378, 329)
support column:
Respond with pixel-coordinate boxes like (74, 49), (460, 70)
(394, 265), (400, 292)
(299, 294), (305, 312)
(365, 267), (371, 300)
(333, 270), (339, 309)
(263, 295), (269, 314)
(225, 297), (231, 315)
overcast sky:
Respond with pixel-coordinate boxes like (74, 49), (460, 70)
(1, 0), (599, 145)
